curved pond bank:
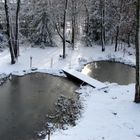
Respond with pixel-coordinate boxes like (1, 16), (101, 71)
(82, 61), (135, 85)
(0, 73), (80, 140)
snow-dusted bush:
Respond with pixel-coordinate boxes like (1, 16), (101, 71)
(38, 95), (82, 139)
(0, 74), (11, 86)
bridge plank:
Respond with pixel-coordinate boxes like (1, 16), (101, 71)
(63, 68), (106, 89)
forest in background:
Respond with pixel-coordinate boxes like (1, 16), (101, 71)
(0, 0), (136, 50)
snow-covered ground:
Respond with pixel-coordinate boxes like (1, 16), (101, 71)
(0, 42), (135, 75)
(0, 42), (139, 140)
(51, 84), (140, 140)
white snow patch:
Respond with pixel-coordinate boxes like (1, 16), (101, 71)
(49, 84), (140, 140)
(0, 44), (135, 75)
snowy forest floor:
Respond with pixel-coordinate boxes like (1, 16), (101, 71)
(0, 42), (136, 74)
(0, 41), (140, 140)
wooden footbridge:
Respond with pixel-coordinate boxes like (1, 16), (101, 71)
(62, 68), (107, 89)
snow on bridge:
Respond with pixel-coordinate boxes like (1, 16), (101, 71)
(63, 68), (107, 89)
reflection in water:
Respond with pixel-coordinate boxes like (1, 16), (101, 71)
(0, 73), (79, 140)
(82, 61), (135, 85)
(82, 67), (92, 75)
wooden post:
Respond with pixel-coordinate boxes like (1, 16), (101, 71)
(123, 47), (126, 57)
(69, 60), (71, 69)
(30, 56), (32, 68)
(48, 130), (50, 140)
(50, 58), (53, 68)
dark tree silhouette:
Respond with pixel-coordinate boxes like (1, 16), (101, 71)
(134, 0), (140, 103)
(4, 0), (21, 64)
(4, 0), (16, 64)
(62, 0), (68, 58)
(15, 0), (21, 58)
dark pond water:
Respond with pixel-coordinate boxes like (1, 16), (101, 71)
(0, 73), (79, 140)
(82, 61), (135, 85)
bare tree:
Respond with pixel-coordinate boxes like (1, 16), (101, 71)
(100, 0), (105, 52)
(62, 0), (68, 58)
(134, 0), (140, 103)
(4, 0), (16, 64)
(71, 0), (76, 49)
(15, 0), (21, 57)
(115, 25), (119, 52)
(84, 3), (89, 35)
(4, 0), (21, 64)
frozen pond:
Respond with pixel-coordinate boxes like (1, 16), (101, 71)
(82, 61), (135, 85)
(0, 73), (80, 140)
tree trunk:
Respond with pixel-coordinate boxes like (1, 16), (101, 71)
(71, 21), (75, 49)
(84, 4), (90, 46)
(71, 0), (76, 50)
(84, 4), (89, 35)
(15, 0), (21, 58)
(115, 26), (119, 52)
(4, 0), (16, 64)
(62, 0), (68, 58)
(134, 0), (140, 103)
(55, 23), (71, 44)
(101, 0), (105, 52)
(127, 32), (131, 48)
